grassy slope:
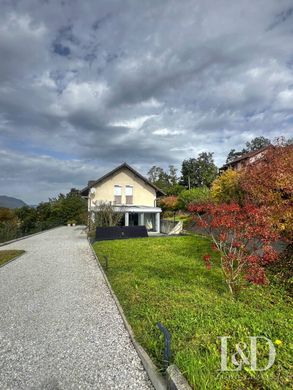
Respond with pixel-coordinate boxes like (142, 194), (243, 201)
(0, 250), (25, 266)
(93, 236), (292, 389)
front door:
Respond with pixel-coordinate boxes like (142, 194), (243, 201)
(129, 213), (139, 226)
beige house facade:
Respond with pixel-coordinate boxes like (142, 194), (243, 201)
(80, 163), (165, 232)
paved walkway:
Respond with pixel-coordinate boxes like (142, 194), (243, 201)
(0, 227), (153, 390)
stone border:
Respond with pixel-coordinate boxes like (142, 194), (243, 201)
(0, 226), (63, 247)
(166, 365), (192, 390)
(0, 251), (26, 269)
(89, 241), (192, 390)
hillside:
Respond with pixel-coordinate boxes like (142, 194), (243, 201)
(0, 195), (26, 209)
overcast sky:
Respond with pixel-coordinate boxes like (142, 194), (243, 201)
(0, 0), (293, 203)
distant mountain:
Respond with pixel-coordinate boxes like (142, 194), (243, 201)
(0, 195), (27, 209)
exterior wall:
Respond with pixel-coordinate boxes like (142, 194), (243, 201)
(160, 219), (178, 234)
(248, 151), (265, 163)
(161, 219), (183, 235)
(90, 167), (157, 207)
(235, 161), (244, 170)
(228, 150), (267, 171)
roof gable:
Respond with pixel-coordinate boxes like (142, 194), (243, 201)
(80, 163), (165, 196)
(221, 146), (271, 169)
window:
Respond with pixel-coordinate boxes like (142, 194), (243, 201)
(125, 185), (133, 204)
(114, 185), (122, 204)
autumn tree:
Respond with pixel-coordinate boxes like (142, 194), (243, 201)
(189, 202), (279, 297)
(159, 196), (179, 212)
(159, 196), (180, 221)
(211, 169), (244, 204)
(240, 143), (293, 240)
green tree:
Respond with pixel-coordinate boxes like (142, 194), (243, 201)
(181, 152), (218, 188)
(147, 165), (179, 192)
(168, 165), (178, 186)
(0, 208), (19, 242)
(166, 183), (185, 196)
(181, 158), (196, 188)
(226, 148), (246, 163)
(0, 188), (87, 242)
(147, 166), (170, 191)
(245, 136), (271, 152)
(49, 188), (87, 225)
(15, 206), (38, 234)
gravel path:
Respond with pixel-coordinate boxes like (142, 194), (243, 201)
(0, 227), (153, 390)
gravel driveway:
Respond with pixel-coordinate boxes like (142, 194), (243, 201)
(0, 226), (153, 390)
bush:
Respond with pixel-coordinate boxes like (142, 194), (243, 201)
(165, 184), (185, 196)
(92, 202), (124, 228)
(211, 169), (244, 204)
(0, 208), (19, 242)
(162, 210), (175, 218)
(158, 196), (180, 212)
(268, 243), (293, 296)
(0, 221), (19, 242)
(15, 206), (38, 235)
(178, 187), (211, 210)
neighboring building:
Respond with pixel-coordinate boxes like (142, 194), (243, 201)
(80, 162), (165, 233)
(220, 146), (270, 172)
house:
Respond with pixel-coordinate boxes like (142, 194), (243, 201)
(220, 146), (270, 172)
(80, 163), (165, 233)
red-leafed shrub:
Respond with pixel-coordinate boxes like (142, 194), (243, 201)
(188, 202), (280, 297)
(159, 196), (180, 221)
(159, 196), (180, 212)
(241, 143), (293, 241)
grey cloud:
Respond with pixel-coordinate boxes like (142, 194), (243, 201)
(0, 0), (293, 202)
(268, 6), (293, 30)
(53, 42), (71, 57)
(0, 13), (49, 82)
(0, 149), (107, 203)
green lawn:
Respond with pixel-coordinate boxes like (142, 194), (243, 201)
(93, 236), (292, 389)
(163, 213), (192, 224)
(0, 250), (25, 266)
